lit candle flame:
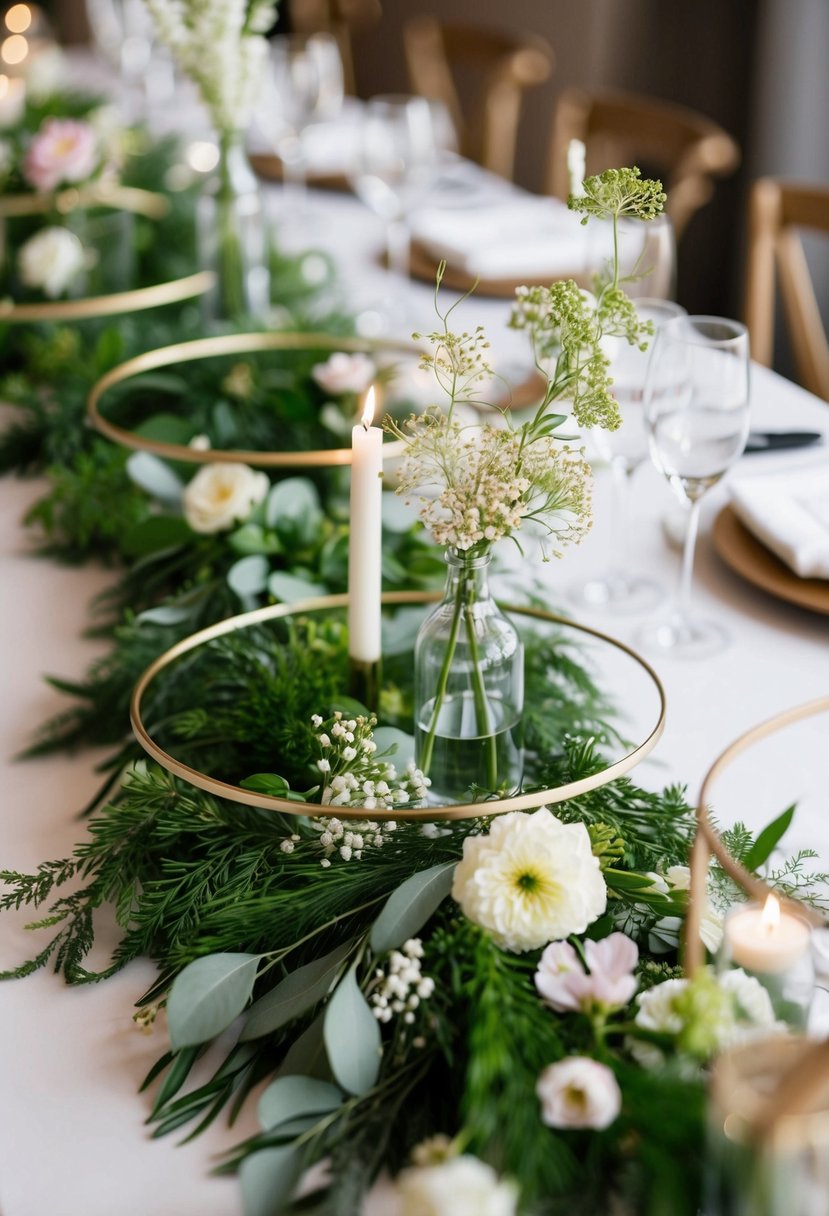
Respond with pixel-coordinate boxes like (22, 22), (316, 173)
(761, 893), (780, 934)
(361, 385), (376, 430)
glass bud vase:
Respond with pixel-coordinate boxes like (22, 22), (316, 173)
(414, 549), (524, 804)
(198, 131), (270, 322)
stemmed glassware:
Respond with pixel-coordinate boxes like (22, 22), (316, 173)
(571, 298), (687, 612)
(350, 94), (454, 283)
(637, 315), (750, 658)
(258, 32), (344, 215)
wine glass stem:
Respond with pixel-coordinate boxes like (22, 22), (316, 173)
(386, 218), (410, 280)
(281, 137), (308, 214)
(676, 496), (702, 622)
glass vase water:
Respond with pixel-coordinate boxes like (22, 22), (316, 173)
(414, 549), (524, 805)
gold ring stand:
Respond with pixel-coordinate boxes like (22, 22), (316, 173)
(0, 185), (213, 323)
(130, 591), (666, 823)
(686, 694), (829, 975)
(87, 332), (422, 468)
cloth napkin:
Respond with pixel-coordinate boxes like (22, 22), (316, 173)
(408, 198), (591, 279)
(729, 462), (829, 579)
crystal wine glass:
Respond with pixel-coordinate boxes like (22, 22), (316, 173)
(571, 298), (687, 612)
(350, 94), (454, 282)
(638, 315), (750, 658)
(258, 32), (344, 214)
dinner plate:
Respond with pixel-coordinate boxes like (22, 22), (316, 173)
(712, 505), (829, 615)
(407, 239), (589, 299)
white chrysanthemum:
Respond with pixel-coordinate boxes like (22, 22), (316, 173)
(18, 226), (86, 298)
(182, 462), (268, 533)
(451, 808), (607, 952)
(396, 1154), (518, 1216)
(633, 977), (688, 1035)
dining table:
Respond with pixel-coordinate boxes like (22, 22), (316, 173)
(1, 62), (829, 1216)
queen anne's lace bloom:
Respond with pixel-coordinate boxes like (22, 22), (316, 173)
(451, 808), (607, 952)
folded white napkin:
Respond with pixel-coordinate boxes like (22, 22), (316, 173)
(729, 463), (829, 579)
(409, 198), (590, 279)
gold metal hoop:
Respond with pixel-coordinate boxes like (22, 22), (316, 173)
(0, 270), (214, 324)
(130, 591), (667, 822)
(686, 695), (829, 974)
(0, 183), (170, 220)
(87, 332), (419, 467)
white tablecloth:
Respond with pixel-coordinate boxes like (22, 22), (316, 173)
(2, 120), (829, 1215)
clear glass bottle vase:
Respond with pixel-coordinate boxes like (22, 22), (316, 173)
(414, 549), (524, 804)
(198, 131), (270, 322)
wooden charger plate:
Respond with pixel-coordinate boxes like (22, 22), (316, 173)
(712, 505), (829, 616)
(408, 239), (589, 299)
(249, 151), (350, 193)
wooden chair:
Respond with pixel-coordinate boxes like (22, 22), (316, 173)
(744, 178), (829, 402)
(403, 16), (554, 181)
(547, 88), (740, 242)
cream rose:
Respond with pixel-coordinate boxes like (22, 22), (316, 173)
(23, 117), (99, 192)
(17, 226), (86, 298)
(451, 808), (607, 953)
(182, 463), (269, 534)
(536, 1057), (622, 1130)
(396, 1154), (518, 1216)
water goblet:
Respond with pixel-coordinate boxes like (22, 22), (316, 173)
(637, 315), (750, 658)
(350, 94), (454, 283)
(571, 298), (687, 613)
(258, 32), (344, 216)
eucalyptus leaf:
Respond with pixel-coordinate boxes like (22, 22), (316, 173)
(229, 524), (283, 556)
(167, 953), (260, 1050)
(240, 774), (307, 802)
(381, 607), (425, 657)
(370, 861), (455, 954)
(266, 478), (322, 535)
(322, 965), (381, 1095)
(240, 940), (354, 1042)
(258, 1076), (343, 1131)
(240, 1145), (303, 1216)
(371, 726), (415, 769)
(121, 515), (193, 558)
(228, 555), (270, 598)
(135, 604), (193, 627)
(126, 451), (184, 505)
(268, 572), (327, 604)
(279, 1015), (331, 1081)
(133, 410), (193, 443)
(381, 491), (417, 534)
(744, 804), (796, 872)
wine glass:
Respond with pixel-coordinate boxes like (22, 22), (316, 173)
(571, 298), (687, 612)
(350, 94), (454, 282)
(258, 33), (344, 214)
(637, 316), (750, 658)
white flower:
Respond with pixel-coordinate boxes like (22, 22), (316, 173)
(17, 226), (85, 298)
(451, 808), (606, 953)
(633, 977), (687, 1036)
(396, 1154), (518, 1216)
(652, 865), (723, 953)
(719, 968), (776, 1029)
(311, 351), (375, 395)
(182, 462), (268, 533)
(536, 1057), (621, 1130)
(535, 933), (638, 1013)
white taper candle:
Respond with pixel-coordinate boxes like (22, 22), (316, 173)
(348, 386), (383, 663)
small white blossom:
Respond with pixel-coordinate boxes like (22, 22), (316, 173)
(317, 758), (331, 774)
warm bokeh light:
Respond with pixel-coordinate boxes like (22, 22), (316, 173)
(5, 5), (32, 34)
(761, 892), (780, 933)
(185, 139), (220, 173)
(361, 385), (376, 428)
(1, 33), (28, 64)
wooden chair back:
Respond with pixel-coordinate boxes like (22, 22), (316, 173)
(403, 16), (554, 181)
(744, 178), (829, 402)
(548, 88), (740, 242)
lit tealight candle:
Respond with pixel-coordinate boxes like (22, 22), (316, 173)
(726, 894), (811, 975)
(348, 385), (383, 665)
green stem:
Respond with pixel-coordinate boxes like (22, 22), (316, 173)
(418, 577), (464, 777)
(462, 573), (497, 789)
(216, 131), (246, 320)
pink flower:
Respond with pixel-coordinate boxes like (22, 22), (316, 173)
(536, 1057), (621, 1130)
(535, 933), (638, 1013)
(23, 119), (99, 193)
(311, 352), (375, 396)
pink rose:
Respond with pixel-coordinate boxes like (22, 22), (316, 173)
(535, 932), (638, 1013)
(311, 352), (375, 396)
(23, 118), (99, 193)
